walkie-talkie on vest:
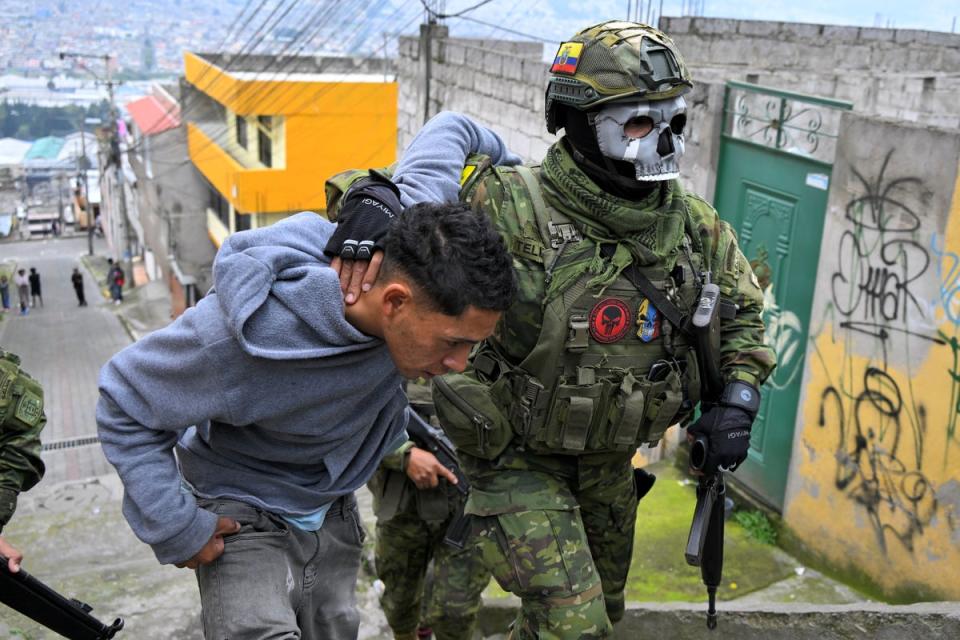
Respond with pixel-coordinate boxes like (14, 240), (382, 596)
(692, 272), (723, 399)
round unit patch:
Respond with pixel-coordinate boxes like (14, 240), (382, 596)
(589, 298), (632, 343)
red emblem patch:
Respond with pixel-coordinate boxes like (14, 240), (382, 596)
(589, 298), (632, 343)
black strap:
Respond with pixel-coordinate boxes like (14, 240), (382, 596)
(601, 244), (693, 339)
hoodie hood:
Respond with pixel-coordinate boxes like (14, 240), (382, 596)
(213, 212), (377, 360)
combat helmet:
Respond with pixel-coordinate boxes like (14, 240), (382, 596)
(545, 21), (693, 133)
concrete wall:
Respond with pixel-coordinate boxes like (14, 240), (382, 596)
(784, 112), (960, 600)
(660, 17), (960, 129)
(395, 33), (722, 196)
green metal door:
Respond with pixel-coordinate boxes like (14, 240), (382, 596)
(713, 82), (852, 509)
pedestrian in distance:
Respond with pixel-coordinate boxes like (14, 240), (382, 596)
(97, 201), (517, 640)
(28, 268), (42, 308)
(71, 268), (87, 307)
(0, 275), (10, 312)
(329, 20), (776, 639)
(106, 259), (124, 305)
(14, 269), (29, 316)
(0, 349), (46, 573)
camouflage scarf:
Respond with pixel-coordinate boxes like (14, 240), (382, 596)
(539, 140), (687, 296)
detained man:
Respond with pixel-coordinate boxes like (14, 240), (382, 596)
(96, 199), (517, 640)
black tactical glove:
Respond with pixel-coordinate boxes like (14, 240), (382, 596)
(323, 170), (402, 260)
(687, 381), (760, 475)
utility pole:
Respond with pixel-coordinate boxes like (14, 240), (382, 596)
(419, 3), (450, 125)
(79, 115), (101, 256)
(57, 172), (64, 235)
(60, 50), (133, 288)
(420, 18), (437, 125)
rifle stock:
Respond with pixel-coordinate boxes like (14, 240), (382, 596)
(0, 554), (124, 640)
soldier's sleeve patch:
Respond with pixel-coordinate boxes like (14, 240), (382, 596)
(14, 392), (43, 428)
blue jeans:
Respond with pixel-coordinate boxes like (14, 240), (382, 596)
(195, 495), (365, 640)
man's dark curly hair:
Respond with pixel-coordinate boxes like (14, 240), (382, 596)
(380, 202), (517, 316)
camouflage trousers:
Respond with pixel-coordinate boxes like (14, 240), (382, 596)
(375, 496), (490, 640)
(464, 448), (639, 640)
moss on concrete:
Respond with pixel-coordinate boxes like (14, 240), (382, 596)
(626, 460), (795, 602)
(778, 525), (942, 604)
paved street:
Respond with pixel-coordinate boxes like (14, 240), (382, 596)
(0, 236), (394, 638)
(1, 235), (129, 485)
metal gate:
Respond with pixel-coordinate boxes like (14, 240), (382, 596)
(713, 81), (852, 509)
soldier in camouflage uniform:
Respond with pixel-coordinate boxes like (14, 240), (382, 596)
(0, 349), (46, 573)
(370, 423), (489, 640)
(328, 21), (776, 639)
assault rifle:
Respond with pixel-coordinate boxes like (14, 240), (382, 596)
(405, 408), (472, 549)
(0, 554), (124, 639)
(685, 276), (727, 630)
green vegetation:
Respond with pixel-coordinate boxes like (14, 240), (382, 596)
(0, 100), (111, 139)
(734, 509), (778, 545)
(625, 461), (795, 601)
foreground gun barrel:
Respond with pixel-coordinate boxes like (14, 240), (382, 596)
(0, 554), (124, 639)
(685, 438), (726, 630)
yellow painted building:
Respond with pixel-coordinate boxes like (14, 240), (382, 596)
(183, 52), (397, 247)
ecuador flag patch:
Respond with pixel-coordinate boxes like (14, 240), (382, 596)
(551, 41), (583, 75)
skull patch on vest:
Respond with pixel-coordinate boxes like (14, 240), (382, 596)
(589, 298), (632, 343)
(636, 297), (662, 342)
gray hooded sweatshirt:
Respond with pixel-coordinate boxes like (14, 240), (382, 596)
(97, 213), (409, 565)
(96, 115), (519, 567)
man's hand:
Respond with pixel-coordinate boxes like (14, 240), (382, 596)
(325, 171), (400, 304)
(405, 447), (459, 490)
(0, 535), (24, 573)
(175, 516), (241, 570)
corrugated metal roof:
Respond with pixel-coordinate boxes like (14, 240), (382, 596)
(24, 136), (65, 160)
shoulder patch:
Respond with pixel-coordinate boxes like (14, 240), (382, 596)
(14, 391), (43, 427)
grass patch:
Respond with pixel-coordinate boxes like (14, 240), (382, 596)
(625, 461), (794, 602)
(734, 510), (778, 545)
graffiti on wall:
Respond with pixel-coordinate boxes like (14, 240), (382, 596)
(753, 247), (805, 391)
(931, 234), (960, 447)
(814, 148), (956, 554)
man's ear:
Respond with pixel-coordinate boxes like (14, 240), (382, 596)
(381, 282), (413, 319)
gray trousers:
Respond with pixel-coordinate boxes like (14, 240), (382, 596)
(195, 495), (365, 640)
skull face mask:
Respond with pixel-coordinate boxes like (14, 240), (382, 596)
(593, 96), (687, 181)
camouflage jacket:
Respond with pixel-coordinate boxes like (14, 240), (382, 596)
(0, 349), (46, 531)
(462, 142), (775, 389)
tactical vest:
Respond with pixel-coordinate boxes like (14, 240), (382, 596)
(0, 350), (44, 434)
(432, 164), (705, 458)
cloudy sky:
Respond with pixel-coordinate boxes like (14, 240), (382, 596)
(692, 0), (956, 32)
(440, 0), (959, 45)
